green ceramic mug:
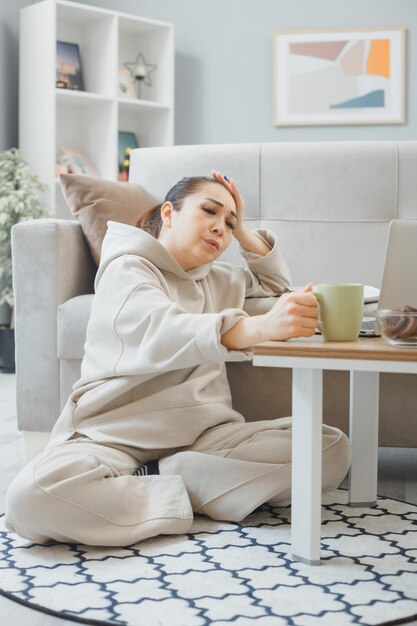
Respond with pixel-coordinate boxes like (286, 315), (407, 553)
(314, 283), (364, 341)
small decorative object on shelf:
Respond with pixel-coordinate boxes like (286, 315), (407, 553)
(124, 52), (157, 99)
(118, 68), (137, 99)
(0, 148), (48, 372)
(118, 131), (138, 181)
(56, 41), (84, 90)
(57, 147), (98, 177)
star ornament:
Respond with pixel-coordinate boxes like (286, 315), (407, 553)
(124, 52), (157, 87)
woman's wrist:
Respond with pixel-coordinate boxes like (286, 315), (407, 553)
(234, 228), (271, 256)
(221, 314), (268, 351)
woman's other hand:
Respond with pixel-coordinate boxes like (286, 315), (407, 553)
(211, 169), (271, 256)
(211, 169), (245, 234)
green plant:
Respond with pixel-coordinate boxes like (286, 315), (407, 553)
(0, 148), (49, 323)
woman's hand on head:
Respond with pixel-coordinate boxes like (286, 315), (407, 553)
(211, 169), (245, 233)
(262, 283), (319, 341)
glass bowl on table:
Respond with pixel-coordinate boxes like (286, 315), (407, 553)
(376, 306), (417, 347)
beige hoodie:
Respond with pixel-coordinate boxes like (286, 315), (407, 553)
(45, 221), (291, 455)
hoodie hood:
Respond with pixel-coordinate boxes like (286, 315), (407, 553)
(95, 221), (214, 289)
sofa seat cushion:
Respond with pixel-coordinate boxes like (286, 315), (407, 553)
(57, 294), (94, 360)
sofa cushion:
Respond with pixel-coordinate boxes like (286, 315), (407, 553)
(260, 142), (398, 221)
(262, 219), (390, 286)
(60, 174), (156, 265)
(128, 143), (261, 219)
(57, 294), (94, 360)
(398, 142), (417, 219)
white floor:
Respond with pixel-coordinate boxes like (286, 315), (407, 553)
(0, 371), (417, 626)
(0, 372), (23, 513)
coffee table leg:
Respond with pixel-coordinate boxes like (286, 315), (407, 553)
(348, 370), (379, 507)
(291, 367), (323, 566)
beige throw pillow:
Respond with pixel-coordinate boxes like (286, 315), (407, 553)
(60, 174), (156, 265)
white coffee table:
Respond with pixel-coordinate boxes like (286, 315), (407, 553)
(253, 336), (417, 565)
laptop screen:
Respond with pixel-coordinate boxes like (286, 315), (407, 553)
(378, 220), (417, 310)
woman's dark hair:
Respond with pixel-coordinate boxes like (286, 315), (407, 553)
(135, 176), (222, 238)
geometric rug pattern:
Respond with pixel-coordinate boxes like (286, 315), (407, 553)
(0, 489), (416, 626)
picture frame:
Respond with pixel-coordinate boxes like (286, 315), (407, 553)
(118, 131), (138, 181)
(58, 147), (98, 177)
(56, 41), (84, 91)
(272, 27), (406, 126)
(118, 68), (137, 99)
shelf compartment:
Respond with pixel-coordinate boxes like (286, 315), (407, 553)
(118, 106), (173, 149)
(56, 1), (117, 97)
(118, 15), (174, 107)
(56, 98), (117, 181)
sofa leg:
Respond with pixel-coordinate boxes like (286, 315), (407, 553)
(22, 431), (50, 463)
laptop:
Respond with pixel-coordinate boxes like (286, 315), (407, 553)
(359, 219), (417, 336)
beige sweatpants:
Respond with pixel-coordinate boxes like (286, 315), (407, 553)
(5, 417), (351, 547)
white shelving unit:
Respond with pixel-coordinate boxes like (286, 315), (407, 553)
(19, 0), (174, 218)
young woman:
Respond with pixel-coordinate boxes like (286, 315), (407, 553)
(5, 171), (351, 546)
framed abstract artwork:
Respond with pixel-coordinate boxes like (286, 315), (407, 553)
(272, 27), (406, 126)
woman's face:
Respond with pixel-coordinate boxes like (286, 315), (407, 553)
(158, 182), (237, 270)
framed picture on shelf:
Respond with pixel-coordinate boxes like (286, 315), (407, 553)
(272, 27), (406, 126)
(118, 131), (138, 181)
(118, 68), (137, 99)
(56, 41), (84, 90)
(58, 147), (98, 177)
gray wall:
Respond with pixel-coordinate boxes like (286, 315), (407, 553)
(0, 0), (30, 152)
(74, 0), (416, 144)
(0, 0), (31, 325)
(1, 0), (416, 148)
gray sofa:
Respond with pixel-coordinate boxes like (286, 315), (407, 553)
(12, 141), (417, 461)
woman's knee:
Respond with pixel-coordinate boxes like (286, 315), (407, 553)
(33, 448), (101, 493)
(4, 450), (100, 540)
(5, 461), (47, 539)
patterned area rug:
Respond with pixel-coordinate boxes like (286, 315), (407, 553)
(0, 489), (416, 626)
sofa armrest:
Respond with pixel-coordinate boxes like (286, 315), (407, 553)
(11, 219), (96, 432)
